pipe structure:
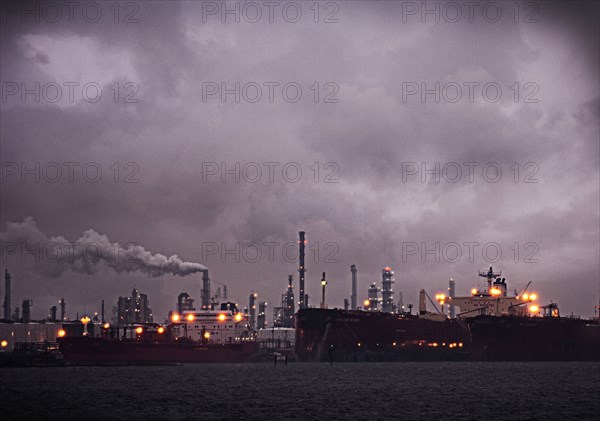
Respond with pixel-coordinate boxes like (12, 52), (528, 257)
(350, 265), (357, 310)
(201, 270), (211, 310)
(3, 270), (11, 320)
(298, 231), (306, 309)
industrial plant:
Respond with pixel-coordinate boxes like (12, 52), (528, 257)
(1, 231), (599, 365)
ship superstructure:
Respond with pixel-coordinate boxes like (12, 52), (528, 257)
(448, 267), (539, 318)
(171, 302), (250, 343)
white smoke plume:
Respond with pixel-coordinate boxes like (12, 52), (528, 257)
(1, 217), (207, 277)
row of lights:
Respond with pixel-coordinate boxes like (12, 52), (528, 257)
(170, 312), (244, 323)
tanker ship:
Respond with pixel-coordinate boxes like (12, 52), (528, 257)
(295, 266), (600, 362)
(58, 302), (259, 364)
(451, 267), (600, 361)
(295, 267), (471, 362)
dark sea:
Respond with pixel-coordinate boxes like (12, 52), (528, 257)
(2, 362), (599, 421)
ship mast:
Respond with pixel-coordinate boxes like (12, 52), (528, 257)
(478, 266), (501, 294)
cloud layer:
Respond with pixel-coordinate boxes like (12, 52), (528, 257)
(1, 1), (598, 319)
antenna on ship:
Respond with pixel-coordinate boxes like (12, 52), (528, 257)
(478, 266), (501, 293)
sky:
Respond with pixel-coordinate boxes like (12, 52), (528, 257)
(1, 0), (599, 321)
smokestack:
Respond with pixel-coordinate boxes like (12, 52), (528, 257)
(298, 231), (306, 310)
(201, 270), (211, 309)
(448, 279), (456, 318)
(3, 270), (11, 320)
(101, 299), (105, 323)
(350, 265), (357, 310)
(59, 298), (65, 321)
(344, 298), (349, 310)
(320, 272), (327, 309)
(223, 285), (228, 300)
(49, 305), (57, 322)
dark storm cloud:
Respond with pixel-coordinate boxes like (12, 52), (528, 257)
(1, 1), (598, 319)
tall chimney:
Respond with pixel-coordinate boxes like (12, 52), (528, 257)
(201, 270), (211, 310)
(298, 231), (306, 310)
(3, 270), (11, 320)
(350, 265), (357, 310)
(101, 299), (105, 323)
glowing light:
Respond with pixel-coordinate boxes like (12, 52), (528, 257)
(186, 314), (195, 322)
(523, 293), (529, 300)
(218, 314), (227, 322)
(157, 327), (165, 334)
(171, 313), (180, 323)
(321, 280), (327, 286)
(80, 316), (90, 324)
(471, 288), (478, 295)
(234, 313), (243, 322)
(203, 332), (211, 339)
(392, 342), (397, 346)
(57, 329), (66, 338)
(363, 300), (370, 307)
(357, 343), (361, 347)
(102, 323), (110, 329)
(135, 327), (143, 334)
(530, 294), (537, 301)
(1, 340), (7, 347)
(490, 288), (501, 296)
(459, 343), (463, 348)
(530, 305), (539, 313)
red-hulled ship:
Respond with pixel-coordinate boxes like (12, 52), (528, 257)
(449, 267), (600, 361)
(295, 267), (600, 362)
(467, 315), (600, 361)
(58, 303), (259, 364)
(295, 308), (470, 362)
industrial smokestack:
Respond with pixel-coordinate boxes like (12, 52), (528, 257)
(1, 217), (207, 278)
(3, 270), (11, 320)
(101, 299), (105, 323)
(350, 265), (357, 310)
(298, 231), (306, 310)
(201, 270), (211, 309)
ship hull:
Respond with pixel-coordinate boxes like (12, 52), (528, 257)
(467, 315), (600, 361)
(295, 308), (470, 362)
(58, 337), (259, 364)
